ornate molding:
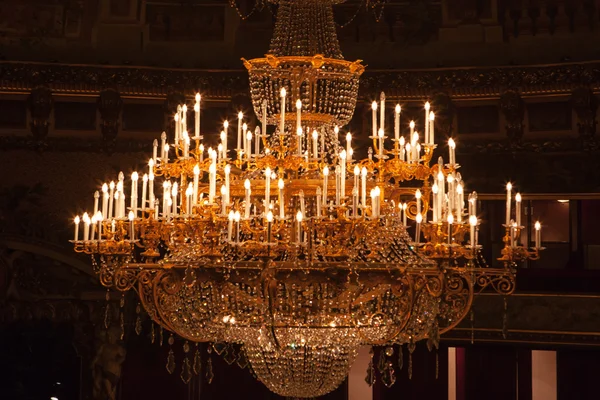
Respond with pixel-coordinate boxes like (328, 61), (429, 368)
(2, 60), (600, 101)
(27, 86), (53, 149)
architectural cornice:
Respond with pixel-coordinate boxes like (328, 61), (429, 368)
(1, 60), (600, 100)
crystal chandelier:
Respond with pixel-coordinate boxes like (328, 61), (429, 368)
(71, 0), (542, 397)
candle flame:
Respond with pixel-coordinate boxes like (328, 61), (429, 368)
(395, 104), (401, 114)
(371, 101), (377, 111)
(535, 221), (541, 230)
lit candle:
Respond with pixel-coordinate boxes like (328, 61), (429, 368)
(296, 210), (303, 243)
(74, 216), (80, 241)
(128, 211), (135, 241)
(244, 179), (251, 219)
(415, 213), (422, 244)
(152, 139), (158, 164)
(374, 186), (381, 217)
(194, 93), (201, 139)
(83, 212), (90, 241)
(219, 131), (226, 161)
(296, 99), (302, 134)
(163, 144), (169, 164)
(322, 166), (329, 205)
(335, 165), (341, 205)
(515, 193), (522, 227)
(402, 203), (408, 226)
(371, 101), (378, 138)
(399, 136), (405, 161)
(183, 131), (190, 159)
(224, 164), (231, 206)
(266, 210), (274, 243)
(101, 183), (108, 218)
(141, 174), (148, 211)
(447, 174), (455, 216)
(405, 143), (411, 163)
(447, 214), (454, 245)
(246, 129), (252, 160)
(346, 132), (352, 163)
(181, 105), (187, 137)
(379, 92), (385, 134)
(469, 215), (478, 247)
(299, 190), (305, 216)
(510, 221), (516, 248)
(237, 112), (243, 152)
(228, 210), (234, 242)
(320, 127), (325, 159)
(448, 138), (456, 165)
(234, 211), (241, 243)
(162, 181), (170, 218)
(278, 178), (285, 219)
(505, 183), (512, 226)
(171, 182), (178, 216)
(424, 102), (430, 144)
(360, 167), (367, 207)
(394, 104), (401, 143)
(415, 189), (422, 216)
(199, 144), (204, 162)
(352, 187), (358, 217)
(370, 189), (376, 217)
(221, 185), (227, 215)
(429, 112), (435, 145)
(174, 112), (180, 145)
(265, 167), (272, 215)
(412, 131), (419, 162)
(280, 88), (286, 135)
(353, 165), (360, 194)
(312, 130), (319, 160)
(535, 221), (541, 249)
(456, 182), (463, 223)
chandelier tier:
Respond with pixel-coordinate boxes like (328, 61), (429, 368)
(71, 0), (542, 397)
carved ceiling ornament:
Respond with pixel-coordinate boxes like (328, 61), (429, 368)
(27, 86), (53, 148)
(571, 86), (598, 139)
(97, 89), (123, 152)
(499, 90), (525, 144)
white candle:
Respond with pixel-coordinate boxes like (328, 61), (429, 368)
(261, 100), (267, 136)
(174, 112), (180, 145)
(456, 182), (463, 223)
(101, 184), (108, 218)
(163, 144), (169, 164)
(237, 112), (243, 152)
(234, 211), (241, 243)
(399, 137), (405, 161)
(335, 165), (341, 205)
(415, 213), (422, 244)
(171, 182), (178, 216)
(296, 127), (303, 156)
(424, 102), (430, 144)
(129, 211), (135, 241)
(429, 112), (435, 145)
(209, 163), (216, 204)
(220, 185), (227, 215)
(280, 88), (286, 135)
(265, 167), (272, 215)
(193, 164), (200, 206)
(469, 215), (478, 247)
(510, 221), (516, 247)
(340, 150), (347, 199)
(278, 178), (285, 219)
(437, 171), (445, 220)
(535, 221), (541, 249)
(296, 210), (303, 243)
(83, 213), (90, 241)
(131, 172), (138, 214)
(361, 167), (367, 207)
(505, 182), (512, 226)
(185, 184), (192, 215)
(220, 130), (227, 160)
(345, 132), (353, 163)
(515, 193), (522, 226)
(320, 127), (325, 159)
(245, 130), (252, 160)
(296, 99), (302, 134)
(254, 126), (261, 156)
(108, 181), (115, 219)
(394, 104), (401, 143)
(266, 210), (274, 243)
(160, 132), (166, 161)
(312, 130), (319, 160)
(74, 216), (80, 241)
(181, 105), (187, 137)
(149, 172), (155, 210)
(432, 183), (439, 223)
(153, 139), (158, 164)
(316, 187), (322, 217)
(379, 92), (385, 133)
(448, 138), (456, 165)
(371, 101), (378, 138)
(447, 174), (455, 216)
(323, 166), (329, 205)
(141, 174), (148, 210)
(378, 128), (384, 159)
(447, 214), (454, 245)
(194, 93), (201, 139)
(244, 179), (251, 219)
(402, 203), (408, 226)
(415, 189), (422, 216)
(370, 189), (376, 217)
(163, 181), (170, 218)
(228, 210), (234, 242)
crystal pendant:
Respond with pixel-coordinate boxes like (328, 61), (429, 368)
(193, 345), (202, 375)
(104, 295), (110, 329)
(166, 349), (176, 374)
(180, 357), (192, 384)
(223, 345), (237, 365)
(206, 357), (214, 384)
(365, 356), (375, 386)
(381, 362), (396, 388)
(237, 348), (249, 370)
(398, 345), (404, 370)
(150, 323), (155, 344)
(159, 326), (164, 346)
(213, 342), (226, 356)
(377, 350), (387, 374)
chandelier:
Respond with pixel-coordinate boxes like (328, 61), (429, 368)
(71, 0), (542, 397)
